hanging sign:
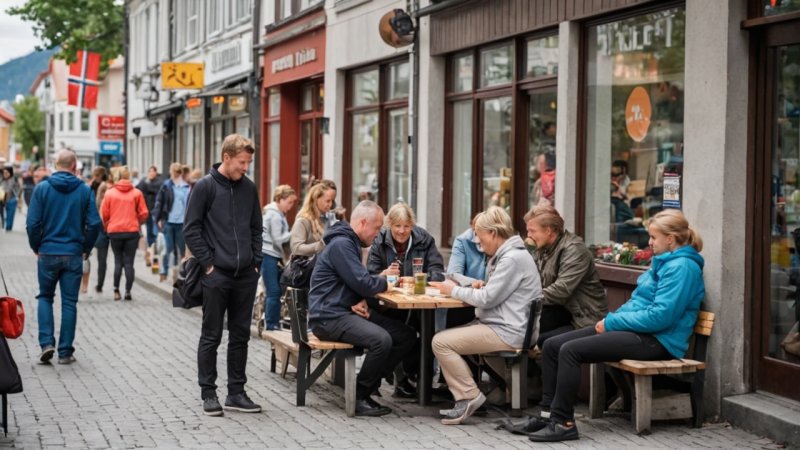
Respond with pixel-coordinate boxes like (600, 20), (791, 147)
(161, 62), (205, 89)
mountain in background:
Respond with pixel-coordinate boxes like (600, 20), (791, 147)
(0, 48), (57, 106)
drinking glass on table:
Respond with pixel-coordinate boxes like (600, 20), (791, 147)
(412, 257), (423, 275)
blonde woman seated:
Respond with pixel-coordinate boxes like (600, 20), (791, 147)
(430, 206), (542, 425)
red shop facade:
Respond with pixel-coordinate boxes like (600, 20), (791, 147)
(260, 10), (326, 206)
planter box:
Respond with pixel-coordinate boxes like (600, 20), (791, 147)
(595, 261), (648, 312)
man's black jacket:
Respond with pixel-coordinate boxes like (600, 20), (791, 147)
(183, 164), (262, 277)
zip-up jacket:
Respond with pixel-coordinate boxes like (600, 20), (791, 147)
(26, 170), (102, 256)
(308, 221), (387, 323)
(183, 164), (262, 277)
(100, 180), (149, 234)
(367, 226), (445, 281)
(136, 176), (163, 212)
(153, 178), (175, 223)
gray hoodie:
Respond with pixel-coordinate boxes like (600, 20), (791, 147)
(262, 202), (290, 259)
(451, 235), (543, 348)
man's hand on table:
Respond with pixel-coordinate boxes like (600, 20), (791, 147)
(429, 280), (457, 296)
(351, 299), (370, 319)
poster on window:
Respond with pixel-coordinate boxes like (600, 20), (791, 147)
(663, 174), (681, 209)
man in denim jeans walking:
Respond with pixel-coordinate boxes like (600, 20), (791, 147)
(26, 150), (102, 364)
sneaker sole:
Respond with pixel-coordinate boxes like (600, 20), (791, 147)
(441, 392), (486, 425)
(39, 348), (55, 364)
(223, 406), (261, 413)
(203, 409), (224, 417)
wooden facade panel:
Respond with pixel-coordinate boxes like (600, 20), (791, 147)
(430, 0), (655, 55)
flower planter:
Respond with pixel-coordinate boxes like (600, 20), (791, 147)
(595, 261), (648, 311)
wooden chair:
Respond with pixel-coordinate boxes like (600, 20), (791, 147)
(481, 300), (543, 416)
(284, 287), (362, 417)
(589, 310), (715, 434)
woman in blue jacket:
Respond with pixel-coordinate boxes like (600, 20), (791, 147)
(528, 209), (705, 443)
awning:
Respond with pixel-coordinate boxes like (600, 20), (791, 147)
(147, 100), (183, 117)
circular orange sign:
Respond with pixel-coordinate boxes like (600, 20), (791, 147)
(625, 86), (652, 143)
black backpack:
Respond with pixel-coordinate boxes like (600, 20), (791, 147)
(280, 255), (316, 290)
(172, 256), (203, 309)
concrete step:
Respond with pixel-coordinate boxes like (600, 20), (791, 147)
(722, 391), (800, 448)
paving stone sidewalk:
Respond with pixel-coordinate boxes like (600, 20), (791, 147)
(0, 214), (784, 449)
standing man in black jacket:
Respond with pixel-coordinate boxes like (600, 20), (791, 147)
(136, 165), (162, 265)
(183, 134), (263, 417)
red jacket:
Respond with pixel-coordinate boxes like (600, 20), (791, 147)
(100, 180), (149, 234)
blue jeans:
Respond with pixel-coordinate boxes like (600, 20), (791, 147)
(144, 215), (158, 246)
(5, 197), (17, 230)
(261, 255), (282, 330)
(161, 222), (185, 275)
(37, 255), (82, 358)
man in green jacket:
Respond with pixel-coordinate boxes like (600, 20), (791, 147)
(525, 205), (608, 347)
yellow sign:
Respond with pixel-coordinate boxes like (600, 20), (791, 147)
(161, 62), (205, 89)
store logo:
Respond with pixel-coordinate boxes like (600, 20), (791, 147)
(597, 10), (677, 56)
(271, 48), (317, 74)
(625, 86), (651, 143)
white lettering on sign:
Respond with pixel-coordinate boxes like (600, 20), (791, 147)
(596, 10), (677, 56)
(271, 48), (317, 74)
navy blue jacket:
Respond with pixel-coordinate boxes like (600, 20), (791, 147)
(26, 171), (102, 256)
(308, 221), (388, 323)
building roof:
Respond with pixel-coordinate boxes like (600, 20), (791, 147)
(0, 108), (15, 124)
(29, 69), (50, 95)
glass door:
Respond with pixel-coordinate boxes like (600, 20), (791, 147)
(756, 31), (800, 400)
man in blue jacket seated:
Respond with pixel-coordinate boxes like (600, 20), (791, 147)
(308, 200), (416, 417)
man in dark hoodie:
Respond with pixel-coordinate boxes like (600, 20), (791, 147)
(26, 149), (102, 365)
(183, 134), (263, 417)
(309, 200), (416, 417)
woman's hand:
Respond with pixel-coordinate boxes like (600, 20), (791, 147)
(595, 319), (605, 334)
(430, 280), (457, 296)
(380, 262), (400, 277)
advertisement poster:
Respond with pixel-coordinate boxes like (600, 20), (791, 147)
(663, 174), (681, 209)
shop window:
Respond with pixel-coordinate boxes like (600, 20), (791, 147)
(525, 35), (559, 78)
(764, 0), (800, 15)
(583, 7), (685, 263)
(80, 111), (90, 132)
(480, 44), (513, 88)
(345, 59), (411, 210)
(302, 84), (314, 112)
(453, 54), (474, 92)
(444, 35), (556, 246)
(268, 89), (280, 116)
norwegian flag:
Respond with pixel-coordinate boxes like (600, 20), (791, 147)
(67, 50), (101, 110)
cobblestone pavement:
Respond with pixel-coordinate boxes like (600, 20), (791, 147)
(0, 213), (784, 449)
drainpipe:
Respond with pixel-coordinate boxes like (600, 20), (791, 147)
(409, 0), (420, 212)
(123, 0), (130, 162)
(250, 0), (262, 187)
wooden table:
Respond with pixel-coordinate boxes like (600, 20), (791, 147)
(376, 288), (468, 405)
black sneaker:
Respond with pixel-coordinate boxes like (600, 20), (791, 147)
(224, 392), (261, 413)
(495, 416), (551, 435)
(355, 397), (392, 417)
(528, 421), (579, 442)
(39, 346), (55, 364)
(124, 292), (132, 301)
(203, 396), (223, 416)
(393, 378), (417, 399)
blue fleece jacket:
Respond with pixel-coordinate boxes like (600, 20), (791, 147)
(26, 171), (102, 256)
(604, 245), (705, 358)
(308, 221), (388, 323)
(447, 228), (487, 281)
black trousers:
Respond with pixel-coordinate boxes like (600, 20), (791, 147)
(311, 310), (416, 400)
(198, 267), (259, 399)
(109, 232), (139, 292)
(540, 326), (671, 423)
(95, 231), (109, 289)
(381, 308), (420, 377)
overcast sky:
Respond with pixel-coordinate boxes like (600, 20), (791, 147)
(0, 0), (43, 65)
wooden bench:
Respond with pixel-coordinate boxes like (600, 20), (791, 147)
(589, 310), (715, 434)
(261, 330), (298, 378)
(283, 287), (362, 417)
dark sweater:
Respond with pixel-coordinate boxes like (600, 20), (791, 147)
(183, 164), (262, 277)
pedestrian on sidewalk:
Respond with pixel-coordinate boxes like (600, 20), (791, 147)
(25, 149), (102, 365)
(184, 134), (263, 417)
(1, 166), (21, 231)
(136, 165), (162, 266)
(261, 184), (297, 331)
(154, 163), (190, 283)
(100, 166), (149, 301)
(93, 170), (112, 293)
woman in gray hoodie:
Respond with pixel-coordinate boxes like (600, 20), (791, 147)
(431, 206), (542, 425)
(261, 185), (297, 330)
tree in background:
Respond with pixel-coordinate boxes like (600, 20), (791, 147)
(12, 96), (45, 161)
(7, 0), (123, 70)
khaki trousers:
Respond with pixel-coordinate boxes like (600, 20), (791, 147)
(432, 323), (514, 401)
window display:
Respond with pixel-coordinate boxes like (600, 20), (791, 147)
(584, 7), (685, 264)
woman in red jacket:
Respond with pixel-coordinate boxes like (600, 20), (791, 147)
(100, 166), (149, 301)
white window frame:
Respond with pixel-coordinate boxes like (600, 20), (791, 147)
(228, 0), (251, 26)
(208, 0), (224, 37)
(185, 0), (200, 49)
(147, 3), (158, 68)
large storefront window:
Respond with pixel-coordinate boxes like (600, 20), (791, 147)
(345, 60), (410, 210)
(769, 44), (800, 365)
(584, 7), (685, 262)
(444, 34), (557, 245)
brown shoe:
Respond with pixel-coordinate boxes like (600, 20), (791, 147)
(159, 274), (167, 282)
(113, 289), (121, 301)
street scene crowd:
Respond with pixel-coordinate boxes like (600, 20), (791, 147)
(4, 133), (717, 446)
